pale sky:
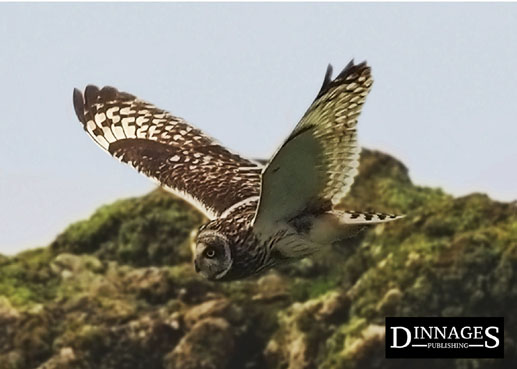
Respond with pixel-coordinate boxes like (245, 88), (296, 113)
(1, 3), (516, 254)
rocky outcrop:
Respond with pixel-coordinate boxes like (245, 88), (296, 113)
(165, 318), (235, 369)
(265, 291), (351, 369)
(1, 150), (516, 369)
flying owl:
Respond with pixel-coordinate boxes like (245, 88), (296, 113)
(73, 60), (402, 281)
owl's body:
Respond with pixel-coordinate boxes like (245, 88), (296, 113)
(200, 198), (313, 280)
(73, 60), (403, 281)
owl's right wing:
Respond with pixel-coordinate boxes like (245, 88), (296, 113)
(73, 86), (262, 219)
(253, 61), (372, 230)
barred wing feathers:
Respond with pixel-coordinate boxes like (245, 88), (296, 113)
(73, 85), (262, 219)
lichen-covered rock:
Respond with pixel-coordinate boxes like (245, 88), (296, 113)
(253, 272), (289, 302)
(0, 296), (20, 321)
(35, 348), (78, 369)
(340, 324), (386, 368)
(164, 318), (235, 369)
(50, 253), (104, 275)
(123, 267), (176, 304)
(375, 288), (402, 315)
(1, 149), (516, 369)
(184, 299), (243, 328)
(265, 291), (351, 369)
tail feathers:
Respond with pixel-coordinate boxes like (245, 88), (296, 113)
(336, 210), (405, 225)
(306, 210), (404, 246)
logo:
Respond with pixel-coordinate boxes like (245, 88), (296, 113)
(386, 317), (504, 358)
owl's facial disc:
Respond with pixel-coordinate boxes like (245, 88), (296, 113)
(194, 230), (232, 281)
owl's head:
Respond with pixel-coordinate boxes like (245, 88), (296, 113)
(194, 229), (233, 281)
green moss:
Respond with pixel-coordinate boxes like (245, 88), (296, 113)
(0, 248), (58, 307)
(289, 274), (341, 302)
(51, 189), (204, 267)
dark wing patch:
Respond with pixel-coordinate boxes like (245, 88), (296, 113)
(73, 85), (262, 219)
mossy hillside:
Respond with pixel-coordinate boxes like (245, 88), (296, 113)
(51, 189), (205, 267)
(1, 149), (516, 369)
(0, 248), (58, 307)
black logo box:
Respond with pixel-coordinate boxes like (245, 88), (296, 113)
(385, 317), (504, 359)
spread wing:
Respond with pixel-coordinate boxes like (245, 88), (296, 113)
(73, 85), (262, 219)
(254, 61), (372, 228)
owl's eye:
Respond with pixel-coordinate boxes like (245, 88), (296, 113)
(204, 247), (217, 259)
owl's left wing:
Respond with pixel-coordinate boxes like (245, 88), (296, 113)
(73, 85), (262, 219)
(253, 61), (372, 229)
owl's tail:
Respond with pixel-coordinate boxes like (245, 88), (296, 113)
(333, 210), (405, 225)
(308, 210), (404, 245)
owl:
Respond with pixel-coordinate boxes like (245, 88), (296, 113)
(73, 60), (402, 281)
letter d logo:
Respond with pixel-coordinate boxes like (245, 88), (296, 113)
(390, 326), (411, 348)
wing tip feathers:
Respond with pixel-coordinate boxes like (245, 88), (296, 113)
(317, 59), (371, 99)
(72, 88), (86, 124)
(320, 64), (334, 95)
(84, 85), (100, 107)
(73, 84), (139, 127)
